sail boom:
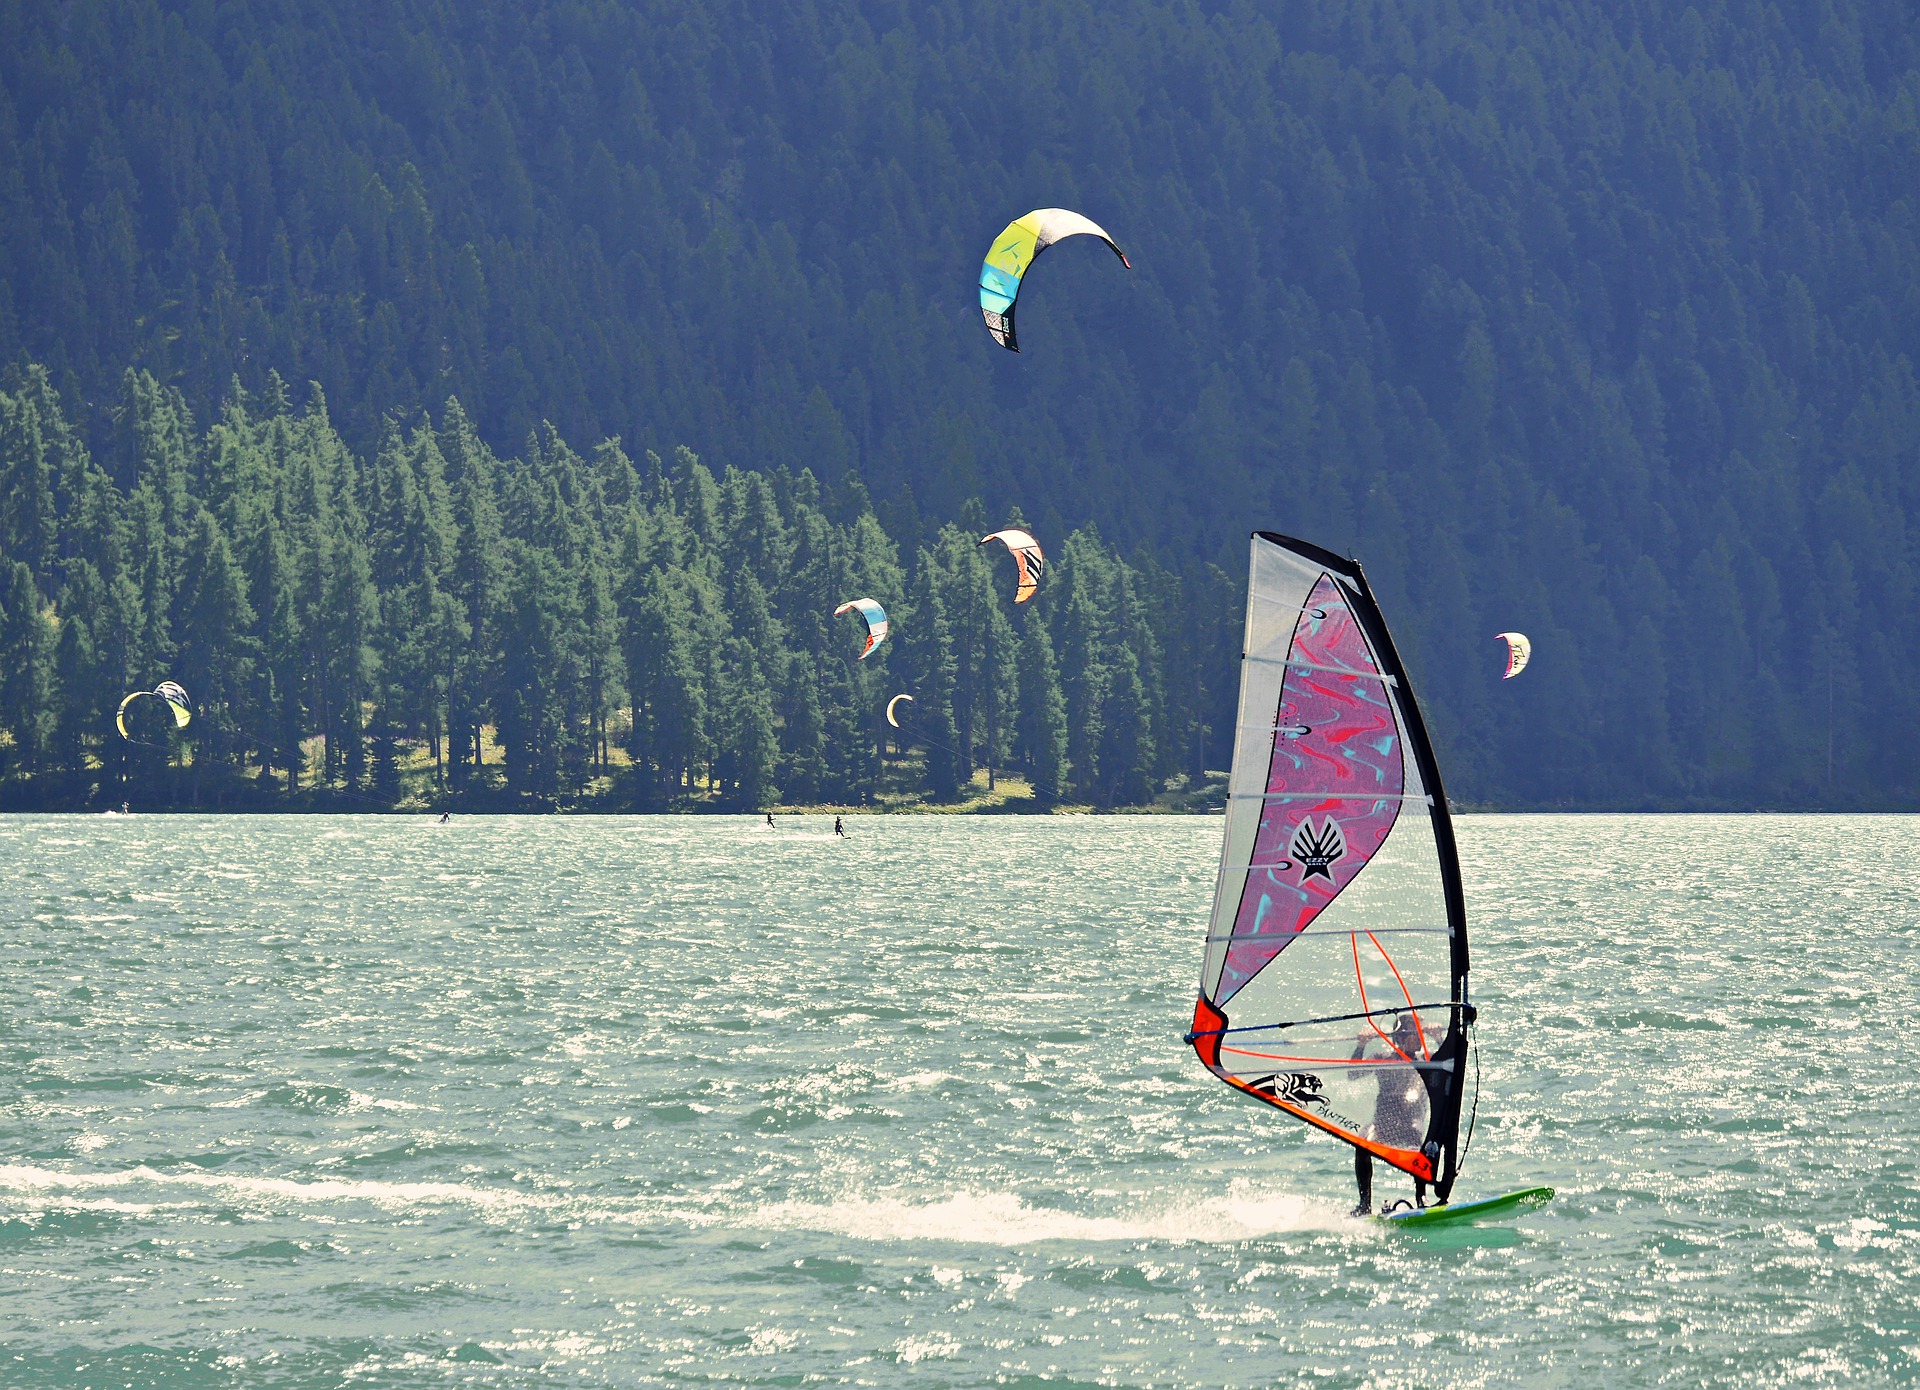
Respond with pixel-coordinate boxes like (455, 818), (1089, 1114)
(1218, 1057), (1458, 1074)
(1189, 1002), (1464, 1038)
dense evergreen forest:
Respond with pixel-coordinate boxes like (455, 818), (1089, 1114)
(0, 366), (1209, 809)
(1, 0), (1916, 808)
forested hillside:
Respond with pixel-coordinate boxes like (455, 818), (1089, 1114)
(1, 0), (1916, 807)
(0, 366), (1213, 809)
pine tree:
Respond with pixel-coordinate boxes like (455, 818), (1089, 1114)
(1054, 555), (1109, 805)
(1097, 642), (1156, 808)
(0, 563), (57, 776)
(779, 653), (828, 805)
(625, 567), (708, 804)
(899, 554), (960, 799)
(95, 568), (149, 792)
(441, 400), (503, 785)
(0, 375), (61, 587)
(316, 520), (377, 791)
(175, 508), (258, 785)
(51, 558), (109, 776)
(498, 540), (584, 800)
(926, 524), (1015, 793)
(1013, 613), (1067, 804)
(51, 606), (96, 776)
(717, 637), (779, 809)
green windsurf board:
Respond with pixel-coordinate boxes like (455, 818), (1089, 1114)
(1377, 1186), (1554, 1228)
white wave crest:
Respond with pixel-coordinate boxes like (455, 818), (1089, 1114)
(738, 1186), (1345, 1245)
(0, 1162), (553, 1215)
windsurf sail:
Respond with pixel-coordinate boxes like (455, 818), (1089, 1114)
(1188, 532), (1471, 1199)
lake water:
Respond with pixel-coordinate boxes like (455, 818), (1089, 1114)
(0, 813), (1913, 1387)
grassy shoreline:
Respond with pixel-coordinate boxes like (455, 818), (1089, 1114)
(0, 745), (1231, 815)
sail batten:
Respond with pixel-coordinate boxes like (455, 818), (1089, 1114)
(1241, 654), (1400, 682)
(1223, 791), (1434, 803)
(1201, 926), (1448, 940)
(1192, 532), (1471, 1198)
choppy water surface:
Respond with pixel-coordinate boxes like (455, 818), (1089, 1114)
(0, 813), (1915, 1387)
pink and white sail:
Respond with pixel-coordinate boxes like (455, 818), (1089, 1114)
(1189, 533), (1471, 1194)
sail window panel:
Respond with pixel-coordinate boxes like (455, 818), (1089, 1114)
(1295, 818), (1449, 939)
(1218, 1015), (1452, 1068)
(1221, 929), (1451, 1041)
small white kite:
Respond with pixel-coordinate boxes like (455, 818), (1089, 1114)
(1495, 632), (1532, 680)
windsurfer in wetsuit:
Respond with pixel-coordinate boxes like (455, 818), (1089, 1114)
(1350, 1011), (1431, 1216)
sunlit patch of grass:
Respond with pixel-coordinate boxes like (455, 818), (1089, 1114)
(39, 726), (1222, 815)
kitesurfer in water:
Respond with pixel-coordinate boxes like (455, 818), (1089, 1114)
(438, 810), (450, 824)
(834, 815), (846, 838)
(766, 812), (775, 829)
(1350, 1011), (1431, 1216)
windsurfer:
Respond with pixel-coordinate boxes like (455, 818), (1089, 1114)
(1350, 1011), (1431, 1216)
(1191, 535), (1472, 1221)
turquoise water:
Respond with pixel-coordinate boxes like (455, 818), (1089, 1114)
(0, 813), (1914, 1387)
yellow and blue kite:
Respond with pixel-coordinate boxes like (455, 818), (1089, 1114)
(978, 209), (1130, 352)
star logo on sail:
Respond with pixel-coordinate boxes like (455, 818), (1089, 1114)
(1287, 817), (1347, 881)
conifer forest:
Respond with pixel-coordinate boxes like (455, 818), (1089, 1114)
(0, 0), (1915, 809)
